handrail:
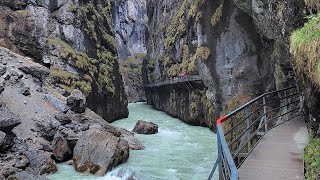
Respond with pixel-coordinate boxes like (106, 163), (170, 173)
(208, 86), (301, 180)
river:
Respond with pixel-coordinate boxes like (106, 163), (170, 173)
(48, 103), (218, 180)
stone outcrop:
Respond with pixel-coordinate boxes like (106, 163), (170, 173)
(132, 120), (158, 134)
(67, 90), (86, 113)
(52, 135), (72, 162)
(0, 47), (135, 178)
(0, 130), (15, 152)
(73, 129), (130, 176)
(0, 0), (129, 122)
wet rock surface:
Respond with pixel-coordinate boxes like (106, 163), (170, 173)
(120, 128), (145, 150)
(73, 129), (130, 176)
(132, 120), (158, 134)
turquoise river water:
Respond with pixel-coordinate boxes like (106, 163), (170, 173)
(48, 103), (218, 180)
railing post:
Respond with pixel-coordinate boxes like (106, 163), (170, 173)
(284, 91), (289, 122)
(245, 107), (251, 152)
(263, 97), (268, 132)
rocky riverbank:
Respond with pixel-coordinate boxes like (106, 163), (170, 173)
(0, 47), (142, 179)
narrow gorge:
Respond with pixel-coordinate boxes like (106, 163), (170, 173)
(0, 0), (319, 179)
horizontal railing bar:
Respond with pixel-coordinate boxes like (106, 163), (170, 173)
(224, 104), (263, 136)
(228, 103), (300, 148)
(226, 98), (300, 139)
(257, 108), (301, 130)
(265, 99), (300, 115)
(225, 93), (300, 135)
(232, 124), (266, 159)
(263, 92), (300, 106)
(222, 87), (297, 124)
(228, 115), (263, 148)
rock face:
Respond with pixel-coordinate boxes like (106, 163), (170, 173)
(143, 0), (305, 125)
(132, 120), (158, 134)
(0, 0), (129, 122)
(112, 0), (148, 102)
(0, 47), (134, 178)
(67, 90), (86, 113)
(73, 129), (130, 176)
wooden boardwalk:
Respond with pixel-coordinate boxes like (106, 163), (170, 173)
(239, 117), (308, 180)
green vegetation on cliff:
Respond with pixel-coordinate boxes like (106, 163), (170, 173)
(305, 132), (320, 180)
(291, 2), (320, 178)
(164, 0), (205, 49)
(49, 1), (119, 96)
(291, 13), (320, 87)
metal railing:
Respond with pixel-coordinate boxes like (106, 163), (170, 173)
(208, 86), (301, 180)
(145, 75), (202, 88)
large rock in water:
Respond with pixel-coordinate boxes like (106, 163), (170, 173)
(67, 90), (86, 113)
(24, 150), (57, 175)
(119, 128), (144, 150)
(52, 135), (72, 162)
(132, 120), (158, 134)
(73, 129), (129, 176)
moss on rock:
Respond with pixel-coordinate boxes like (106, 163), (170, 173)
(291, 13), (320, 87)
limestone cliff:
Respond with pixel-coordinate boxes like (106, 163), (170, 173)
(143, 0), (305, 127)
(0, 0), (128, 122)
(112, 0), (148, 102)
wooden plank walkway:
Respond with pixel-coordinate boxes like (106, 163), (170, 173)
(239, 117), (308, 180)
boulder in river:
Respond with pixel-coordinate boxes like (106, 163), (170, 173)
(119, 128), (145, 150)
(132, 120), (158, 134)
(52, 135), (72, 162)
(67, 90), (86, 113)
(73, 129), (129, 176)
(24, 149), (57, 175)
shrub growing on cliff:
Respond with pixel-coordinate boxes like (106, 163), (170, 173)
(291, 13), (320, 87)
(211, 0), (224, 28)
(305, 131), (320, 180)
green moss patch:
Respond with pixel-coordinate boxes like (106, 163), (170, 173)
(291, 13), (320, 87)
